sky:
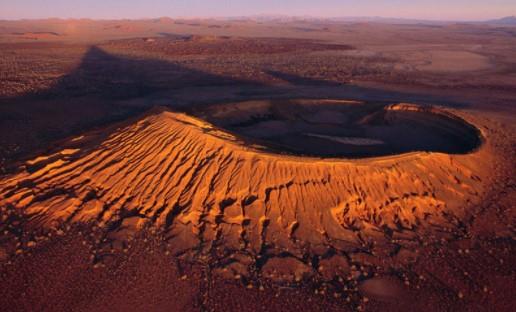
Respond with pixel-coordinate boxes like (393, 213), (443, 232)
(1, 0), (515, 21)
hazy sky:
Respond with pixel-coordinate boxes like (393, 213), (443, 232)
(1, 0), (515, 21)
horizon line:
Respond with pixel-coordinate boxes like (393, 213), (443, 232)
(0, 14), (514, 23)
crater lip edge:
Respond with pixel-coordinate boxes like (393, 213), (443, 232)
(190, 99), (484, 159)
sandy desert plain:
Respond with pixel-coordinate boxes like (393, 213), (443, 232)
(0, 18), (515, 311)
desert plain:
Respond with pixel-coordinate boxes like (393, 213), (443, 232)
(0, 18), (515, 311)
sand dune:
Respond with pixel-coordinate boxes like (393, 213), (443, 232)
(0, 104), (491, 280)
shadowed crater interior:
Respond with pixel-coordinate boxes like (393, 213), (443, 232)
(195, 99), (482, 158)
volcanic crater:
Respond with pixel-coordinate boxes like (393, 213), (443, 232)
(0, 100), (490, 282)
(194, 99), (482, 158)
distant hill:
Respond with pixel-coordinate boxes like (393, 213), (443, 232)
(486, 16), (516, 25)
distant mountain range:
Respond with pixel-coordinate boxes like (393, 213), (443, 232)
(225, 15), (447, 24)
(2, 15), (516, 26)
(225, 14), (516, 26)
